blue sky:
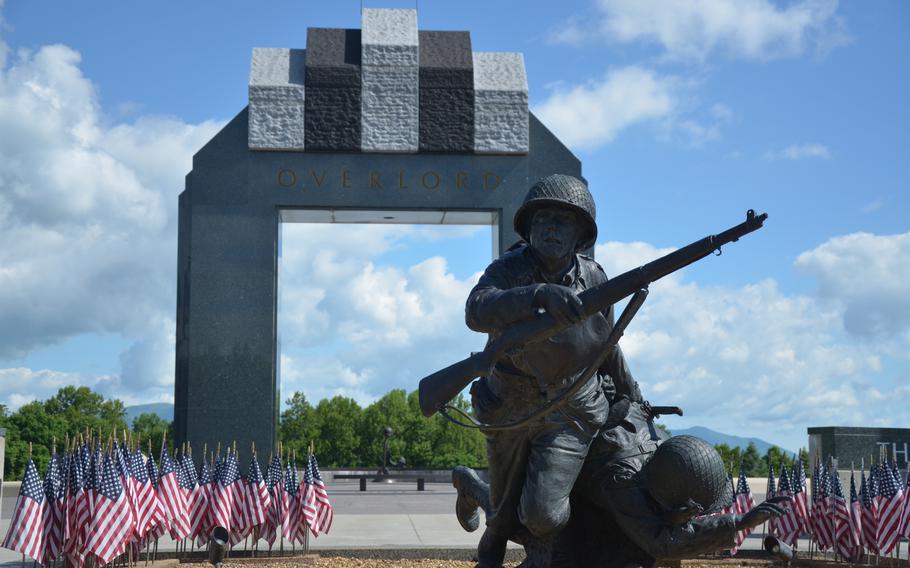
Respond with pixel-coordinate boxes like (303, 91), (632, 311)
(0, 0), (907, 452)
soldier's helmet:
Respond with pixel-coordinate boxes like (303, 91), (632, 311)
(644, 435), (732, 515)
(513, 174), (597, 251)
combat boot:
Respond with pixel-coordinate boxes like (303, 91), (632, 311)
(474, 528), (508, 568)
(452, 465), (491, 532)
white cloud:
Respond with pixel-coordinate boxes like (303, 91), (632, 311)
(533, 66), (675, 151)
(0, 367), (115, 411)
(0, 29), (222, 405)
(592, 235), (908, 451)
(795, 231), (910, 340)
(278, 223), (486, 404)
(763, 143), (832, 160)
(551, 0), (849, 61)
(862, 199), (884, 214)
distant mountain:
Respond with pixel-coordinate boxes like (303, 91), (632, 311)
(672, 425), (796, 456)
(124, 403), (173, 426)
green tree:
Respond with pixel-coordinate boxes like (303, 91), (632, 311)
(6, 401), (67, 478)
(714, 443), (741, 477)
(359, 389), (410, 467)
(423, 393), (486, 468)
(310, 396), (363, 467)
(43, 386), (128, 437)
(740, 442), (762, 477)
(131, 413), (173, 448)
(2, 386), (131, 480)
(279, 391), (320, 459)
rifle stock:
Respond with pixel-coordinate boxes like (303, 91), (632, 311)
(418, 209), (768, 417)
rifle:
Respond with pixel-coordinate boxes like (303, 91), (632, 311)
(418, 209), (768, 417)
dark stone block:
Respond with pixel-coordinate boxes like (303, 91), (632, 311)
(419, 31), (472, 68)
(305, 87), (361, 151)
(418, 31), (473, 152)
(305, 27), (362, 151)
(419, 87), (474, 152)
(306, 27), (362, 66)
(305, 28), (361, 87)
(419, 31), (472, 89)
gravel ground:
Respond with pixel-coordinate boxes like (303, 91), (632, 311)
(227, 557), (520, 568)
(222, 553), (907, 567)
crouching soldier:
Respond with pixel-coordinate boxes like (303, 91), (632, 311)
(454, 400), (788, 567)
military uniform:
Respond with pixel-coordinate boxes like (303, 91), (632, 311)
(466, 241), (640, 541)
(552, 401), (737, 567)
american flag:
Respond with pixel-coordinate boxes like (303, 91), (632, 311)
(812, 459), (834, 550)
(282, 459), (301, 542)
(224, 451), (249, 545)
(765, 458), (777, 536)
(776, 463), (800, 546)
(179, 451), (204, 544)
(862, 463), (879, 555)
(80, 444), (92, 493)
(731, 463), (755, 552)
(158, 445), (190, 540)
(132, 449), (166, 544)
(875, 459), (904, 555)
(2, 458), (46, 561)
(113, 443), (137, 538)
(265, 454), (288, 548)
(177, 451), (196, 496)
(64, 448), (88, 567)
(900, 462), (910, 539)
(302, 454), (333, 536)
(190, 455), (213, 547)
(86, 448), (103, 526)
(790, 456), (810, 536)
(243, 455), (272, 539)
(42, 451), (65, 563)
(211, 452), (234, 538)
(144, 452), (169, 543)
(84, 453), (133, 565)
(830, 467), (855, 560)
(848, 467), (864, 559)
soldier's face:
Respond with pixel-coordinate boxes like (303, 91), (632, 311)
(529, 207), (580, 261)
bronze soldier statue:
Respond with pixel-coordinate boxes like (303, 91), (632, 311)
(458, 174), (643, 567)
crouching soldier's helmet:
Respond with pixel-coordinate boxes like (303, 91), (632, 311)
(644, 435), (732, 518)
(513, 174), (598, 251)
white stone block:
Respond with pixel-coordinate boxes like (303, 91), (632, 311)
(361, 65), (419, 152)
(361, 8), (419, 67)
(474, 91), (529, 154)
(249, 48), (306, 150)
(473, 52), (527, 92)
(473, 52), (529, 154)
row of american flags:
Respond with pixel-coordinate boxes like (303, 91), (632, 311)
(2, 440), (333, 567)
(717, 454), (910, 561)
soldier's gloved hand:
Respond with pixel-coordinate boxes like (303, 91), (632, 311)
(734, 496), (789, 531)
(661, 498), (704, 526)
(533, 284), (584, 326)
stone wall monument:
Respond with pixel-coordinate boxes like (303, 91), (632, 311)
(173, 8), (583, 458)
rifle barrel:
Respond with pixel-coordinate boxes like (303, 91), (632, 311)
(418, 210), (767, 417)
